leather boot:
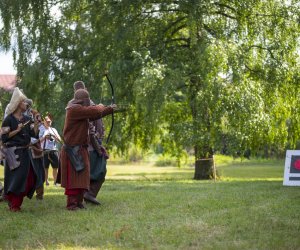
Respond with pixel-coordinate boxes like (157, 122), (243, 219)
(36, 186), (44, 200)
(83, 180), (104, 205)
(66, 195), (78, 211)
(77, 192), (86, 209)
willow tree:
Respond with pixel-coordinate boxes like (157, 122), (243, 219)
(109, 0), (300, 177)
(1, 0), (299, 179)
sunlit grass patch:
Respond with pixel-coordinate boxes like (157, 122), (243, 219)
(0, 157), (299, 249)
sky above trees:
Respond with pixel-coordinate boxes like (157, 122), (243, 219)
(0, 51), (15, 74)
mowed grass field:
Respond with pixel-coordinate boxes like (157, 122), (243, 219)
(0, 156), (299, 250)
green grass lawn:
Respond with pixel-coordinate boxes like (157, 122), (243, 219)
(0, 156), (299, 250)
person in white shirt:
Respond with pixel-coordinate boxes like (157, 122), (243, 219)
(39, 114), (61, 186)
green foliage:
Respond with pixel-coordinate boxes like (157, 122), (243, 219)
(1, 0), (300, 162)
(126, 145), (144, 162)
(154, 154), (178, 167)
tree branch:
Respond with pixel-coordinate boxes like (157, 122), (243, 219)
(165, 37), (190, 47)
(163, 16), (187, 34)
(203, 24), (218, 38)
(245, 64), (262, 74)
(213, 11), (236, 20)
(213, 2), (237, 13)
(248, 45), (282, 66)
(142, 9), (181, 15)
(170, 24), (187, 36)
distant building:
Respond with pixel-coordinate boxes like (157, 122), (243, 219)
(0, 74), (17, 90)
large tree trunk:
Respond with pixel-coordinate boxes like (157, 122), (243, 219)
(194, 158), (214, 180)
(194, 145), (215, 180)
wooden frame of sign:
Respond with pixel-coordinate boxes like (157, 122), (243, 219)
(283, 150), (300, 186)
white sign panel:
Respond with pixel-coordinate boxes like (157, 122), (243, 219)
(283, 150), (300, 186)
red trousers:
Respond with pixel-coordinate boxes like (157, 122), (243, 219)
(6, 166), (35, 211)
(64, 159), (86, 196)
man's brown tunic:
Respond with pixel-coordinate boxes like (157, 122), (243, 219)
(60, 104), (113, 190)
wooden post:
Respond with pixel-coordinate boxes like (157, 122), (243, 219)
(212, 154), (217, 182)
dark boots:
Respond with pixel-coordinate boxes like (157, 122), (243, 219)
(36, 186), (44, 200)
(66, 195), (78, 211)
(67, 192), (86, 210)
(77, 192), (86, 209)
(84, 180), (104, 205)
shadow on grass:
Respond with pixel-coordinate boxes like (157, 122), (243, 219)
(109, 171), (284, 182)
(219, 159), (284, 167)
(110, 171), (194, 181)
(0, 157), (293, 249)
(0, 178), (298, 249)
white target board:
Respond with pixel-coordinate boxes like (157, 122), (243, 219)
(283, 150), (300, 186)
